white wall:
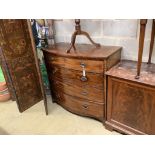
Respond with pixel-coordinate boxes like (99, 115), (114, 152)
(54, 19), (155, 63)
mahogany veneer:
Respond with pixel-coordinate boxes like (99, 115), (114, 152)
(105, 60), (155, 134)
(42, 42), (122, 121)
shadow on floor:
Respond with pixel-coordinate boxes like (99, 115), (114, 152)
(0, 127), (9, 135)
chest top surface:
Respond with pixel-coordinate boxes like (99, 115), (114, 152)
(42, 42), (122, 60)
(106, 60), (155, 87)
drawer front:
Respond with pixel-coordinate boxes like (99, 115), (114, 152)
(53, 92), (104, 121)
(49, 66), (104, 90)
(51, 79), (104, 103)
(45, 54), (104, 73)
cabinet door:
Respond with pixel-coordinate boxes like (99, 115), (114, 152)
(106, 77), (155, 135)
(0, 19), (47, 113)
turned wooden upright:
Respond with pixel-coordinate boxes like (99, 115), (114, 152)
(148, 19), (155, 64)
(66, 19), (100, 53)
(136, 19), (155, 79)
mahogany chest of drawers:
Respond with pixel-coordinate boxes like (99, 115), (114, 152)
(42, 43), (122, 122)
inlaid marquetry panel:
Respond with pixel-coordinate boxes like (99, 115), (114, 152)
(0, 19), (43, 112)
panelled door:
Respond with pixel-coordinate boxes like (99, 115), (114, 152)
(0, 19), (47, 114)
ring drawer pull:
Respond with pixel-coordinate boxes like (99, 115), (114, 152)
(80, 62), (86, 67)
(81, 76), (87, 82)
(81, 91), (88, 95)
(80, 62), (88, 82)
(82, 104), (88, 109)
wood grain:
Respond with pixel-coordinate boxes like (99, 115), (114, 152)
(43, 42), (122, 122)
(0, 19), (43, 112)
(53, 91), (104, 121)
(106, 60), (155, 135)
(51, 78), (104, 103)
(44, 53), (104, 73)
(42, 42), (122, 60)
(47, 65), (104, 90)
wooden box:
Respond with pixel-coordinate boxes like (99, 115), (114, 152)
(105, 60), (155, 134)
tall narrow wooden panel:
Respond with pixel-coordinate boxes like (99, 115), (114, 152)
(0, 19), (47, 113)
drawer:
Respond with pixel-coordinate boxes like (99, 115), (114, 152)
(45, 54), (104, 73)
(53, 92), (104, 121)
(49, 66), (104, 90)
(51, 79), (104, 103)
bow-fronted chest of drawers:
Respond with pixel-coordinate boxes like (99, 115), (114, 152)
(42, 43), (122, 122)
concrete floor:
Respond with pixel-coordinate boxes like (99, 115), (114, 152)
(0, 96), (120, 135)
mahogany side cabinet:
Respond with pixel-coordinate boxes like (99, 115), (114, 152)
(105, 60), (155, 135)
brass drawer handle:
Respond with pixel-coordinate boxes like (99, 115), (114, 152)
(80, 62), (86, 67)
(81, 91), (88, 95)
(82, 104), (88, 109)
(80, 62), (88, 82)
(81, 76), (87, 82)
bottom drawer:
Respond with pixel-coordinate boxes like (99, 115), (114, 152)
(53, 92), (104, 121)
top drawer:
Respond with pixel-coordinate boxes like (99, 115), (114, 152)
(44, 54), (104, 73)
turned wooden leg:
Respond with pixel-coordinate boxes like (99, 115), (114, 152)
(66, 31), (77, 53)
(148, 19), (155, 64)
(135, 19), (147, 79)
